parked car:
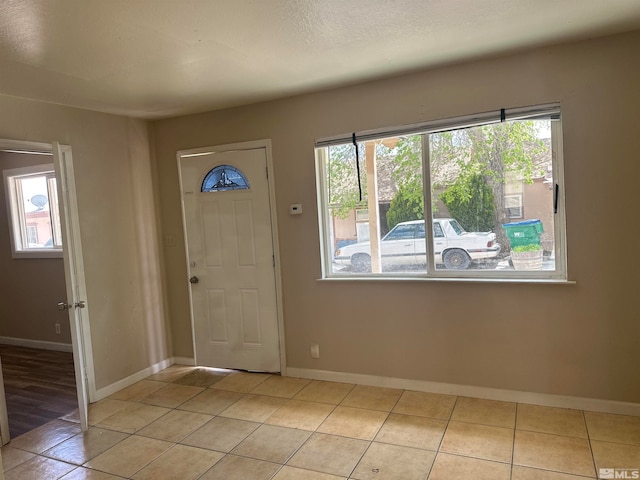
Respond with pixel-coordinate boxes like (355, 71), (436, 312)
(334, 218), (500, 271)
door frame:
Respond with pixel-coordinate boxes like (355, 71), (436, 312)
(0, 138), (95, 442)
(177, 139), (286, 374)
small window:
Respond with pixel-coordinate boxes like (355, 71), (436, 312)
(202, 165), (249, 192)
(505, 194), (524, 219)
(3, 164), (63, 258)
(316, 104), (566, 280)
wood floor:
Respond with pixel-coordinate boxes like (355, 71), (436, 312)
(0, 344), (78, 438)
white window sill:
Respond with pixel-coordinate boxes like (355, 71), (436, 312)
(317, 276), (575, 285)
(12, 249), (63, 259)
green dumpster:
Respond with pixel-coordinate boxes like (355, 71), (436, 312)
(502, 219), (543, 248)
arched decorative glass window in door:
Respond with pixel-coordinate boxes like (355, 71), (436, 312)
(201, 165), (250, 192)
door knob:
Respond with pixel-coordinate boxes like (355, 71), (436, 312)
(189, 276), (199, 284)
(57, 302), (69, 311)
(75, 301), (86, 309)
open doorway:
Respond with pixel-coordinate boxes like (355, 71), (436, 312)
(0, 150), (78, 439)
(0, 140), (93, 443)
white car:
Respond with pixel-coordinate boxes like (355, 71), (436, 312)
(334, 218), (501, 271)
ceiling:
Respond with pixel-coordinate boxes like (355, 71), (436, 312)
(2, 0), (640, 120)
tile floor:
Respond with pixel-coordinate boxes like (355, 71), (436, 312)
(2, 366), (639, 479)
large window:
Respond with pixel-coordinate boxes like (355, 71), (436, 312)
(3, 164), (63, 258)
(315, 104), (567, 280)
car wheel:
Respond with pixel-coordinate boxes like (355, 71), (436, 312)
(352, 253), (371, 272)
(443, 249), (471, 270)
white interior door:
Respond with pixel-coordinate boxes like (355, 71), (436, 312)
(179, 145), (281, 372)
(53, 142), (91, 431)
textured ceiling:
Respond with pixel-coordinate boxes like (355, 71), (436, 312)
(1, 0), (640, 119)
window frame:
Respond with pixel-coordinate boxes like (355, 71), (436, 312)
(3, 163), (63, 258)
(315, 104), (568, 282)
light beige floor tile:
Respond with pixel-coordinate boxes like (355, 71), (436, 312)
(177, 388), (245, 415)
(294, 380), (355, 405)
(585, 411), (640, 446)
(287, 432), (368, 477)
(266, 399), (335, 431)
(317, 406), (388, 441)
(287, 433), (369, 477)
(273, 465), (346, 480)
(145, 365), (194, 383)
(211, 372), (271, 393)
(451, 397), (516, 428)
(139, 383), (204, 408)
(232, 424), (311, 463)
(428, 453), (511, 480)
(219, 394), (288, 422)
(591, 439), (640, 470)
(132, 444), (224, 480)
(4, 455), (76, 480)
(199, 454), (281, 480)
(511, 465), (597, 480)
(517, 404), (587, 438)
(513, 430), (595, 477)
(174, 368), (230, 388)
(42, 427), (128, 465)
(180, 416), (259, 452)
(375, 413), (446, 450)
(136, 409), (212, 442)
(250, 376), (311, 398)
(340, 385), (403, 412)
(440, 421), (514, 463)
(107, 380), (166, 402)
(84, 435), (172, 478)
(393, 391), (456, 420)
(9, 419), (81, 454)
(95, 403), (171, 434)
(87, 399), (132, 425)
(60, 467), (125, 479)
(1, 446), (35, 471)
(351, 442), (436, 480)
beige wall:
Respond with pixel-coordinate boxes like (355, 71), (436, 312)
(153, 30), (640, 404)
(0, 99), (170, 391)
(0, 152), (70, 344)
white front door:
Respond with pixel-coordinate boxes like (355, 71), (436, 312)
(179, 144), (281, 372)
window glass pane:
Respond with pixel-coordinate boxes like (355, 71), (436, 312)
(430, 119), (555, 271)
(317, 106), (564, 279)
(202, 165), (249, 192)
(328, 135), (425, 274)
(19, 175), (54, 249)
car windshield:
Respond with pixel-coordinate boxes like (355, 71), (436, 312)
(448, 219), (466, 235)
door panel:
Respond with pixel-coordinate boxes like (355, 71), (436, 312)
(180, 147), (280, 372)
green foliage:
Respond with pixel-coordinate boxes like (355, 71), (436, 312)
(512, 243), (542, 252)
(440, 173), (495, 231)
(386, 182), (424, 230)
(327, 144), (366, 219)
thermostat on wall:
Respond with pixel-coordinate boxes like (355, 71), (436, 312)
(289, 203), (303, 215)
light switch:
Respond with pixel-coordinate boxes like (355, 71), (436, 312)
(289, 203), (303, 215)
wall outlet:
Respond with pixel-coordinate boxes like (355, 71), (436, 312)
(310, 344), (320, 359)
(55, 323), (61, 334)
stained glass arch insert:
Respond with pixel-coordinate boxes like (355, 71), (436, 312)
(201, 165), (250, 192)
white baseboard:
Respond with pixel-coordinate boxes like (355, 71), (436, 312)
(94, 358), (173, 401)
(286, 367), (640, 417)
(0, 336), (72, 353)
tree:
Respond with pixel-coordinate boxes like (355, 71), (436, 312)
(386, 182), (424, 230)
(326, 143), (366, 219)
(431, 121), (546, 249)
(440, 173), (495, 231)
